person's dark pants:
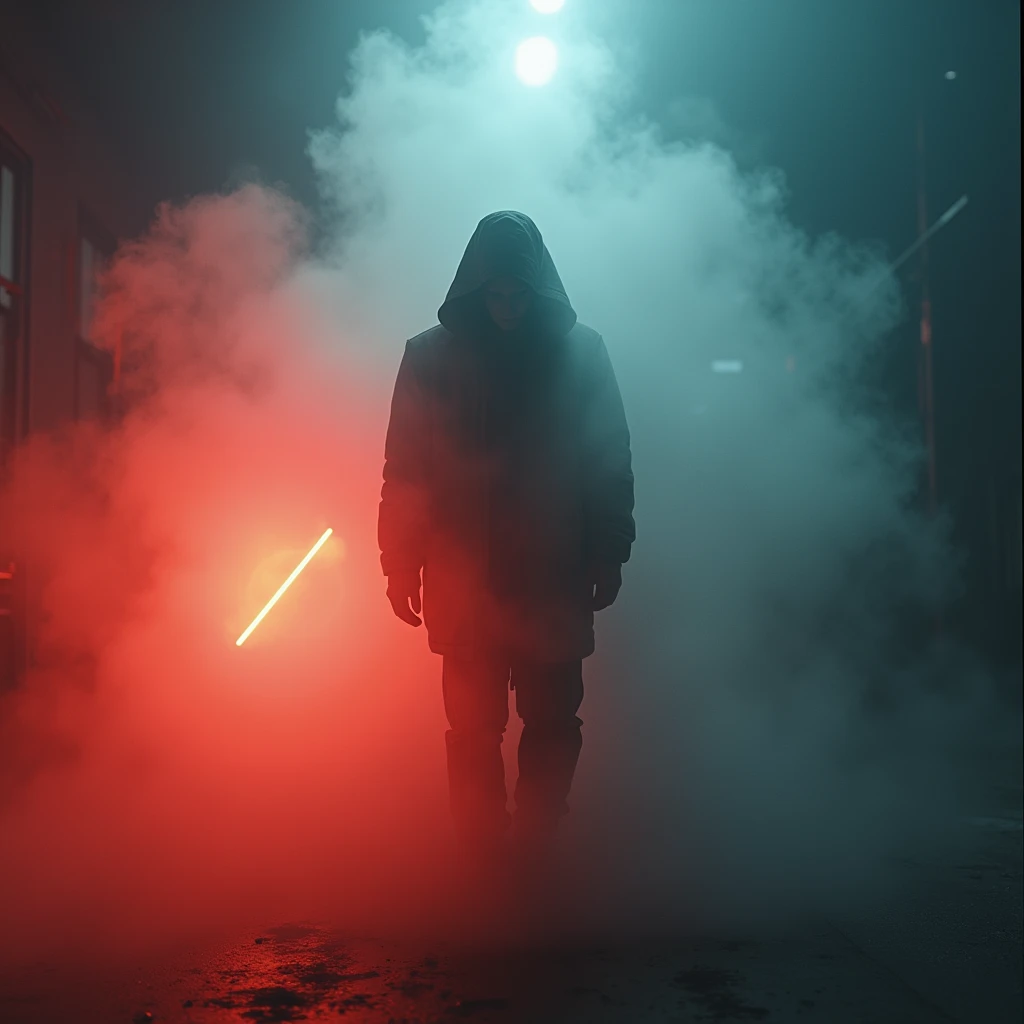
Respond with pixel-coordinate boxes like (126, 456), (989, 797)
(442, 654), (584, 843)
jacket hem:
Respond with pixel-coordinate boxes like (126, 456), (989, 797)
(426, 637), (596, 661)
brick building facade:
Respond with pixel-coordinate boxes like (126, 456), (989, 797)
(1, 8), (152, 687)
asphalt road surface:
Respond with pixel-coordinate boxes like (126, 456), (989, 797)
(2, 754), (1020, 1023)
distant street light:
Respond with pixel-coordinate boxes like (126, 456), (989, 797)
(515, 36), (558, 86)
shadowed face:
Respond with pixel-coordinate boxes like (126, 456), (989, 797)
(483, 276), (533, 331)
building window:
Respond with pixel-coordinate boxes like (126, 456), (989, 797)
(79, 233), (106, 341)
(76, 212), (114, 420)
(1, 131), (29, 691)
(1, 132), (29, 462)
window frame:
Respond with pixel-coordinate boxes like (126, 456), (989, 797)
(0, 128), (31, 463)
(0, 128), (31, 691)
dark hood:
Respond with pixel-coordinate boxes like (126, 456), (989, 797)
(437, 210), (577, 339)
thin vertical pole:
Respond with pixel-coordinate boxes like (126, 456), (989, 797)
(916, 113), (938, 516)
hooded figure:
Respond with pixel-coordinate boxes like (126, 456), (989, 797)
(378, 211), (634, 849)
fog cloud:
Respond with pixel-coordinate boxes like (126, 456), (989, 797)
(0, 0), (1000, 960)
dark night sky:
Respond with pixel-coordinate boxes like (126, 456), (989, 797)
(23, 2), (1020, 240)
(14, 0), (1024, 649)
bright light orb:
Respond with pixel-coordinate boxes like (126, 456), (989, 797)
(515, 36), (558, 87)
(530, 0), (565, 13)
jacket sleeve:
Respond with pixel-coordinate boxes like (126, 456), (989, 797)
(582, 335), (636, 565)
(378, 341), (431, 577)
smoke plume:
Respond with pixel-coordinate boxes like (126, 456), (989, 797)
(0, 0), (1001, 960)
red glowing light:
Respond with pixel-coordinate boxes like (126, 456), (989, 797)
(235, 528), (334, 647)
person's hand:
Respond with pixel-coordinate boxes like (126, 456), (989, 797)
(590, 563), (622, 611)
(386, 571), (422, 626)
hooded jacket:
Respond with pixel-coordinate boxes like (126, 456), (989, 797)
(378, 211), (634, 661)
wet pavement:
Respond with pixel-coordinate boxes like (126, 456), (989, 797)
(2, 762), (1021, 1023)
(0, 921), (983, 1023)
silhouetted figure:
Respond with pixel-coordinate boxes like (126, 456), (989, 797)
(378, 211), (634, 855)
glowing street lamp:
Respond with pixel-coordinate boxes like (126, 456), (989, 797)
(515, 36), (558, 86)
(235, 528), (333, 647)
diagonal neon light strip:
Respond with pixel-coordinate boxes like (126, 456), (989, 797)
(235, 528), (333, 647)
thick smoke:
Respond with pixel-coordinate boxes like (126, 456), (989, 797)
(0, 0), (1000, 960)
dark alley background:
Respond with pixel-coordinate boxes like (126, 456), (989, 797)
(3, 0), (1020, 678)
(0, 3), (1020, 1023)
